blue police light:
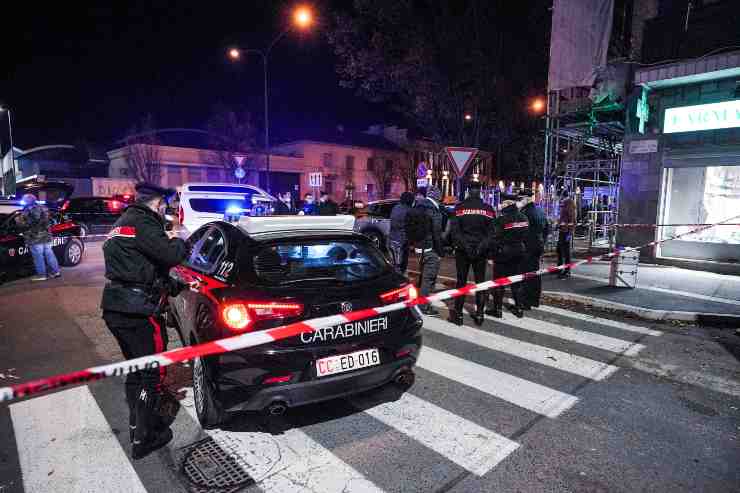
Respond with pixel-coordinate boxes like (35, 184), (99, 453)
(226, 206), (245, 215)
(19, 200), (26, 206)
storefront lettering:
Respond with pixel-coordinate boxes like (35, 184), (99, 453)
(664, 100), (740, 134)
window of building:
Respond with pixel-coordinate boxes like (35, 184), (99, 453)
(188, 168), (203, 182)
(366, 183), (375, 200)
(167, 166), (182, 187)
(207, 168), (222, 182)
(383, 182), (392, 196)
(322, 153), (334, 168)
(325, 181), (333, 194)
(345, 155), (355, 171)
(367, 157), (375, 171)
(385, 159), (394, 171)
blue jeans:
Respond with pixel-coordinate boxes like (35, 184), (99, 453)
(30, 243), (60, 277)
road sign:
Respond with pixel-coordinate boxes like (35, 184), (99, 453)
(309, 172), (323, 188)
(234, 155), (246, 167)
(417, 162), (427, 178)
(416, 178), (428, 188)
(445, 147), (478, 176)
(234, 167), (246, 179)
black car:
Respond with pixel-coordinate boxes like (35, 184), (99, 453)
(168, 216), (422, 428)
(0, 209), (85, 283)
(61, 196), (127, 238)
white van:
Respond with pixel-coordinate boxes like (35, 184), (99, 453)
(176, 183), (276, 237)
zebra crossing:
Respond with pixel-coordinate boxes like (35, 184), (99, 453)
(7, 304), (664, 492)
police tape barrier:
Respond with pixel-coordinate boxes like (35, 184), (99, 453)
(556, 222), (740, 228)
(2, 213), (739, 404)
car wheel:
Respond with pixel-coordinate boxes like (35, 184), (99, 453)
(192, 353), (223, 429)
(363, 230), (385, 252)
(62, 239), (84, 266)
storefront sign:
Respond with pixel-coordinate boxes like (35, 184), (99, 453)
(628, 139), (658, 154)
(664, 100), (740, 134)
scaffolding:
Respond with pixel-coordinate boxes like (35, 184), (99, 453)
(543, 87), (625, 250)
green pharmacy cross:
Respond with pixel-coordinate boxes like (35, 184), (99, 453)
(636, 87), (649, 134)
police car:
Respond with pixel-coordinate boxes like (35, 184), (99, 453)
(168, 215), (422, 427)
(0, 202), (85, 283)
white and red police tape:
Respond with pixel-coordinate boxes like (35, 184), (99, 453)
(2, 213), (739, 403)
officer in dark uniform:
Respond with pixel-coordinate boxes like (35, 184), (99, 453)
(101, 183), (188, 459)
(519, 191), (549, 309)
(485, 193), (529, 318)
(448, 181), (495, 326)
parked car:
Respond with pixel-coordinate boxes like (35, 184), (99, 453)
(354, 199), (397, 251)
(177, 183), (276, 237)
(0, 207), (85, 283)
(61, 197), (127, 238)
(168, 215), (421, 427)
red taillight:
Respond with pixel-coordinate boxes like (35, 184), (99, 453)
(263, 375), (293, 385)
(61, 200), (70, 212)
(221, 301), (304, 332)
(178, 205), (184, 225)
(380, 284), (418, 304)
(50, 222), (77, 233)
(107, 200), (123, 212)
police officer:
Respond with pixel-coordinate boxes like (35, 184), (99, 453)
(448, 181), (495, 326)
(519, 191), (549, 309)
(485, 193), (529, 318)
(101, 183), (188, 459)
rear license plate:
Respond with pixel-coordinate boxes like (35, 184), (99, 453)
(316, 348), (380, 378)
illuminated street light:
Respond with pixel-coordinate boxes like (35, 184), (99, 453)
(464, 113), (472, 121)
(531, 98), (545, 113)
(228, 5), (315, 193)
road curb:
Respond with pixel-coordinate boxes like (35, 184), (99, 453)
(542, 291), (740, 326)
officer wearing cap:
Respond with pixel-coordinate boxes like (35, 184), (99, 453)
(484, 192), (529, 318)
(447, 181), (495, 326)
(101, 182), (188, 459)
(519, 190), (549, 309)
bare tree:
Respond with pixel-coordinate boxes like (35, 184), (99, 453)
(205, 103), (256, 182)
(125, 115), (162, 183)
(368, 157), (398, 199)
(397, 152), (417, 192)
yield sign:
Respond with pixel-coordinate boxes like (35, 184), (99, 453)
(445, 147), (478, 176)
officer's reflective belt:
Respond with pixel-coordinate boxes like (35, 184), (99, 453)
(503, 222), (528, 229)
(456, 209), (494, 217)
(414, 248), (433, 254)
(2, 212), (739, 404)
(107, 226), (136, 239)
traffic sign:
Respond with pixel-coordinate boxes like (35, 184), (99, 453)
(445, 147), (478, 176)
(416, 178), (428, 188)
(417, 162), (427, 178)
(309, 172), (323, 188)
(234, 167), (246, 179)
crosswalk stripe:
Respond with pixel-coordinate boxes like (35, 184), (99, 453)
(486, 312), (646, 356)
(417, 347), (579, 418)
(504, 298), (663, 336)
(351, 391), (520, 476)
(423, 316), (619, 381)
(181, 389), (384, 492)
(9, 386), (147, 493)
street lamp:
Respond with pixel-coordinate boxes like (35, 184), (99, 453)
(0, 106), (15, 197)
(530, 98), (545, 113)
(228, 5), (314, 194)
(464, 113), (472, 121)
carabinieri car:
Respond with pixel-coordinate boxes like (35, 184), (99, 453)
(0, 206), (85, 283)
(168, 215), (422, 428)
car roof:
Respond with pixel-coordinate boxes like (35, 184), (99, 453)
(236, 215), (355, 235)
(368, 199), (398, 205)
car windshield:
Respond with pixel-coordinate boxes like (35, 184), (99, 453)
(252, 240), (390, 285)
(189, 197), (253, 214)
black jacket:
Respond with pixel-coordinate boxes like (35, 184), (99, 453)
(449, 197), (495, 257)
(317, 200), (339, 216)
(520, 202), (549, 255)
(101, 204), (187, 315)
(414, 198), (445, 255)
(486, 204), (529, 262)
(389, 202), (412, 244)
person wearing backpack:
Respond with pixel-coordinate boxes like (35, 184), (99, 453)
(406, 186), (445, 315)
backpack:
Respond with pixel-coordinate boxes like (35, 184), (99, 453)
(405, 207), (431, 245)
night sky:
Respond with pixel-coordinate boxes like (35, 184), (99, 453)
(1, 1), (549, 152)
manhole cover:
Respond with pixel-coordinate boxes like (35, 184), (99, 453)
(183, 438), (255, 492)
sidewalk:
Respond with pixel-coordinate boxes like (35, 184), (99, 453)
(408, 255), (740, 325)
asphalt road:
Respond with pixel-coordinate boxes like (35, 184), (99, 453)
(1, 243), (739, 492)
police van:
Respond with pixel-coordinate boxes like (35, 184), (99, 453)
(176, 183), (276, 237)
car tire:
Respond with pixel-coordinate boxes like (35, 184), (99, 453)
(192, 353), (223, 429)
(61, 238), (84, 266)
(363, 229), (386, 252)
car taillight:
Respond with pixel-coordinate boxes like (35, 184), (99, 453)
(380, 284), (418, 304)
(178, 205), (184, 225)
(107, 200), (123, 212)
(221, 301), (304, 332)
(50, 222), (77, 233)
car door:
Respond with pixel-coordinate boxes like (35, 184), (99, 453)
(0, 212), (34, 278)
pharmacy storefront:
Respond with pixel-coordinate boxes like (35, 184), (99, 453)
(620, 59), (740, 273)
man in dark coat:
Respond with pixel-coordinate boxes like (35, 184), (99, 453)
(519, 192), (549, 309)
(447, 181), (495, 325)
(317, 191), (339, 215)
(388, 191), (415, 274)
(412, 186), (445, 315)
(101, 183), (187, 459)
(484, 193), (529, 318)
(17, 193), (61, 281)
